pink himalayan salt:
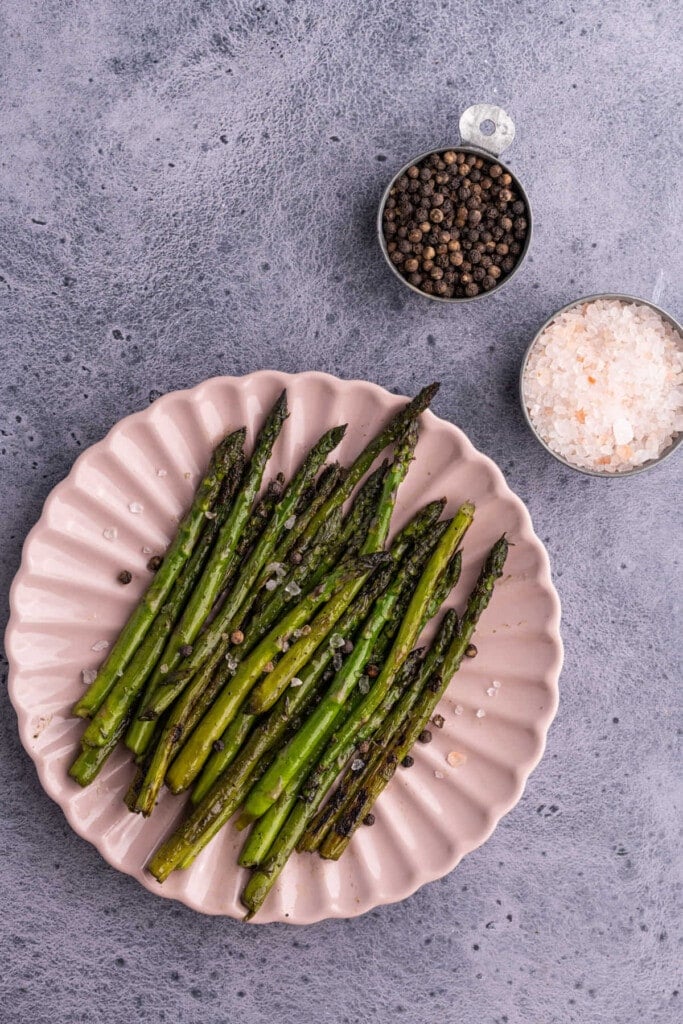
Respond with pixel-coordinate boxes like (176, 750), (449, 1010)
(523, 299), (682, 472)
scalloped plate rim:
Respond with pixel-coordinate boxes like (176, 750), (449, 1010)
(6, 369), (563, 924)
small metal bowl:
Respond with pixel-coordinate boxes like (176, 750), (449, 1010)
(377, 104), (532, 303)
(519, 293), (683, 478)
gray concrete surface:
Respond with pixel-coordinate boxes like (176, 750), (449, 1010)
(1, 2), (681, 1022)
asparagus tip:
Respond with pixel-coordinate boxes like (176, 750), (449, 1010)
(329, 423), (348, 445)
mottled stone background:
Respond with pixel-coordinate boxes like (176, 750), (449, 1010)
(1, 1), (681, 1022)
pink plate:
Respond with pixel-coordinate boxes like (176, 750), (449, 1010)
(6, 371), (562, 923)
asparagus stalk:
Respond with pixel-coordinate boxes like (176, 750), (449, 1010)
(183, 496), (445, 805)
(245, 462), (387, 647)
(182, 492), (437, 808)
(310, 610), (458, 853)
(238, 648), (426, 868)
(119, 468), (284, 758)
(243, 425), (418, 718)
(240, 508), (451, 821)
(68, 719), (128, 786)
(144, 425), (347, 719)
(319, 538), (509, 859)
(241, 505), (345, 652)
(261, 461), (346, 570)
(301, 505), (472, 804)
(158, 510), (452, 876)
(157, 554), (388, 793)
(167, 429), (416, 790)
(294, 384), (439, 552)
(238, 657), (425, 918)
(124, 391), (289, 755)
(148, 565), (397, 880)
(79, 460), (246, 749)
(72, 428), (246, 719)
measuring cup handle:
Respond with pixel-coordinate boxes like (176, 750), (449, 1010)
(459, 104), (516, 157)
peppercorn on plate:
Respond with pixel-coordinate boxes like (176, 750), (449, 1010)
(7, 371), (562, 923)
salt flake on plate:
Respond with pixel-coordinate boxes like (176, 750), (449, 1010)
(91, 639), (109, 652)
(128, 502), (144, 514)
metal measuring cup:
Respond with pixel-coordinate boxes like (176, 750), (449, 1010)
(377, 103), (532, 302)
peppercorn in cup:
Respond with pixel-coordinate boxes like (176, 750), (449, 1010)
(378, 147), (531, 301)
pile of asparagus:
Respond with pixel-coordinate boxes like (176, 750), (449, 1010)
(70, 383), (507, 917)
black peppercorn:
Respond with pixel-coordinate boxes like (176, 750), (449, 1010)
(363, 813), (376, 826)
(401, 755), (415, 768)
(117, 570), (132, 585)
(418, 729), (432, 744)
(382, 148), (527, 298)
(147, 555), (163, 572)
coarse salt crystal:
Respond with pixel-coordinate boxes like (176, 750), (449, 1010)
(265, 579), (279, 591)
(156, 468), (167, 477)
(204, 510), (217, 520)
(81, 668), (97, 686)
(434, 770), (444, 780)
(91, 639), (109, 652)
(102, 527), (117, 541)
(454, 704), (463, 716)
(284, 515), (297, 530)
(612, 417), (634, 445)
(351, 758), (365, 772)
(142, 545), (152, 554)
(225, 654), (239, 673)
(447, 751), (466, 768)
(329, 634), (345, 649)
(492, 680), (501, 689)
(486, 687), (497, 697)
(128, 502), (144, 514)
(284, 581), (301, 597)
(266, 562), (286, 579)
(358, 675), (370, 695)
(159, 663), (169, 674)
(290, 677), (303, 688)
(475, 708), (486, 718)
(523, 299), (682, 473)
(332, 652), (343, 671)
